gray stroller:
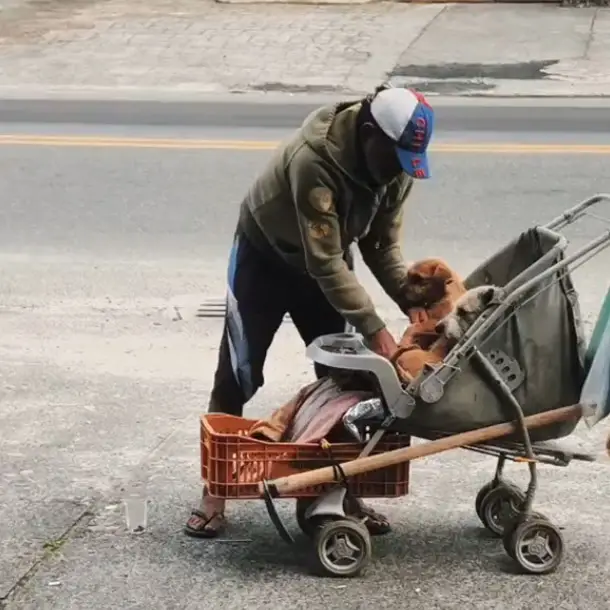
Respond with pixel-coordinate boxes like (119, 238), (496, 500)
(258, 194), (610, 578)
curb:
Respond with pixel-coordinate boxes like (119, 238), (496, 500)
(216, 0), (560, 4)
(1, 96), (610, 133)
(1, 86), (610, 104)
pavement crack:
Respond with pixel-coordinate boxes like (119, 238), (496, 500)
(1, 426), (183, 607)
(0, 503), (98, 607)
(402, 4), (448, 57)
(584, 8), (599, 60)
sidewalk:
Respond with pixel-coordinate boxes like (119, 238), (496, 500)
(0, 0), (609, 98)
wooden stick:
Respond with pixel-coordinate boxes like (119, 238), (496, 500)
(259, 404), (583, 497)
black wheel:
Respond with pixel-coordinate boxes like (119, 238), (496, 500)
(479, 483), (525, 537)
(505, 518), (564, 575)
(296, 498), (321, 538)
(313, 518), (372, 578)
(296, 494), (363, 539)
(474, 481), (495, 520)
(502, 512), (551, 559)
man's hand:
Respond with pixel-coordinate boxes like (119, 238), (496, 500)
(368, 327), (398, 360)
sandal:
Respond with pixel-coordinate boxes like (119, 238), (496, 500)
(183, 509), (227, 539)
(355, 502), (392, 536)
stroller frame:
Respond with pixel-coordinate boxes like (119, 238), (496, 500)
(255, 194), (610, 578)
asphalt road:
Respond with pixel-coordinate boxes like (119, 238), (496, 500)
(2, 99), (610, 610)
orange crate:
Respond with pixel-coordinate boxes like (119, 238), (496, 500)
(200, 413), (411, 499)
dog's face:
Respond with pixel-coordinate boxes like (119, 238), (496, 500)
(402, 258), (456, 308)
(434, 285), (504, 339)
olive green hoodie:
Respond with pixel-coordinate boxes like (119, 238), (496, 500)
(238, 99), (414, 338)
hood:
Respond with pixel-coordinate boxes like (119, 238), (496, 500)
(299, 100), (372, 190)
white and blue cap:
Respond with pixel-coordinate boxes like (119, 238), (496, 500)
(369, 87), (435, 179)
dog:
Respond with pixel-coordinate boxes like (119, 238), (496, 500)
(393, 258), (467, 383)
(435, 284), (505, 343)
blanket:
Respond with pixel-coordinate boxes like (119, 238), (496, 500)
(248, 377), (372, 444)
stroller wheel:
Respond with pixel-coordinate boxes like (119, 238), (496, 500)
(296, 498), (321, 538)
(479, 483), (525, 537)
(313, 518), (372, 578)
(296, 493), (362, 539)
(505, 518), (564, 575)
(502, 511), (550, 559)
(474, 482), (495, 520)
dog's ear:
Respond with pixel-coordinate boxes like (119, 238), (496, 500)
(430, 260), (453, 283)
(406, 269), (423, 284)
(494, 286), (507, 302)
(481, 287), (497, 307)
(483, 285), (505, 306)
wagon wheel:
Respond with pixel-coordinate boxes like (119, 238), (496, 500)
(479, 483), (526, 537)
(504, 518), (564, 574)
(313, 518), (372, 578)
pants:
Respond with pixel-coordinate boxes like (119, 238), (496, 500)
(209, 229), (348, 416)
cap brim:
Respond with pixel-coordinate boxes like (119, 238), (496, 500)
(396, 146), (430, 179)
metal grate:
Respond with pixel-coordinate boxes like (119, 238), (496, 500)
(195, 298), (355, 333)
(196, 297), (292, 322)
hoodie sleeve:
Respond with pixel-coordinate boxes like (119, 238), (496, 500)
(287, 158), (386, 338)
(358, 177), (413, 312)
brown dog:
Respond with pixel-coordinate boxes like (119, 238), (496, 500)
(393, 258), (467, 383)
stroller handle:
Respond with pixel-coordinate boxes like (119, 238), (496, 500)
(544, 193), (610, 232)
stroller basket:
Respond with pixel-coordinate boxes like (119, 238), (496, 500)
(405, 224), (587, 442)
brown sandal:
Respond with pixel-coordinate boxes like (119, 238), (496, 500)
(183, 509), (227, 539)
(352, 500), (391, 536)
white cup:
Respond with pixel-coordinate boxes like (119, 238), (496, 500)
(123, 495), (148, 533)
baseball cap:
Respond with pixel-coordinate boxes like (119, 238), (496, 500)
(369, 87), (434, 179)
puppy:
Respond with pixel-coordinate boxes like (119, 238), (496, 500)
(401, 258), (466, 321)
(393, 258), (467, 383)
(435, 284), (504, 343)
(399, 258), (467, 348)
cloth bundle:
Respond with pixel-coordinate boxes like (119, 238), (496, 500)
(247, 376), (384, 445)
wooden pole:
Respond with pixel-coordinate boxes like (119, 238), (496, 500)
(259, 404), (583, 497)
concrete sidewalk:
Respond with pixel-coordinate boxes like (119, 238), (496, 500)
(0, 0), (608, 98)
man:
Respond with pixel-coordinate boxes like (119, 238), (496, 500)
(185, 85), (435, 538)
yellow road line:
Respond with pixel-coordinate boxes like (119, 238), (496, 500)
(0, 134), (609, 154)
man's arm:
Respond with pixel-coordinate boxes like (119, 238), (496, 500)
(288, 155), (386, 339)
(358, 177), (414, 312)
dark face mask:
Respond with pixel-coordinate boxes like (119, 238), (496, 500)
(360, 123), (403, 186)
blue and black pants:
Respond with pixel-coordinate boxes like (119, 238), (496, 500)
(208, 229), (348, 417)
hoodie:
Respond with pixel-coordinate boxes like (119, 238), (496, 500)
(238, 99), (414, 338)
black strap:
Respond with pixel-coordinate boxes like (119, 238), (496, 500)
(321, 439), (349, 489)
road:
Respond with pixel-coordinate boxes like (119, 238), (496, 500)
(1, 97), (610, 610)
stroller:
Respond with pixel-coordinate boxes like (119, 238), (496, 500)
(253, 194), (610, 577)
(200, 194), (610, 578)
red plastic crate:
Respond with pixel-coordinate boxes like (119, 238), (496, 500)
(200, 413), (411, 499)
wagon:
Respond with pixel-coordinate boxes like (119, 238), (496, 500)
(200, 194), (610, 578)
